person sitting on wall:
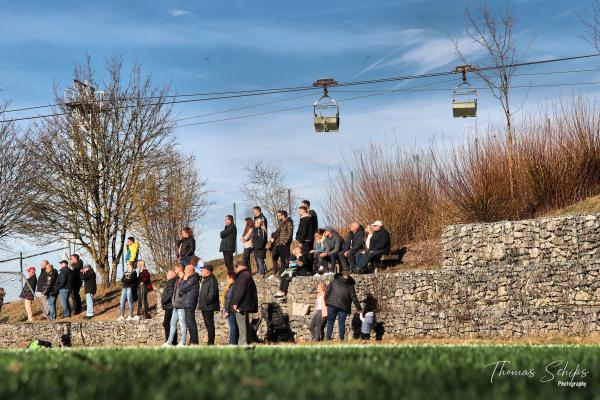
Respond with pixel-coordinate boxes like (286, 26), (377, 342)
(339, 222), (366, 273)
(356, 221), (390, 274)
(319, 226), (344, 275)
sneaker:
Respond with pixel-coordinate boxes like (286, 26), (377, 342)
(132, 315), (140, 321)
(273, 291), (286, 298)
(117, 315), (125, 321)
(176, 343), (186, 348)
(318, 266), (324, 274)
(267, 274), (275, 280)
(126, 315), (133, 321)
(161, 342), (171, 347)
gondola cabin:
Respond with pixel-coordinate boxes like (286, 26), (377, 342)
(313, 78), (339, 133)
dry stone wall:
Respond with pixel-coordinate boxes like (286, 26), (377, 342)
(442, 214), (600, 267)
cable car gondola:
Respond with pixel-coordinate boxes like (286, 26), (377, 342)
(451, 65), (478, 118)
(313, 78), (339, 133)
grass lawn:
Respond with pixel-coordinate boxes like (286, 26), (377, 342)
(0, 344), (598, 400)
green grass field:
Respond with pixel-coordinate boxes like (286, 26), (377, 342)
(0, 345), (597, 400)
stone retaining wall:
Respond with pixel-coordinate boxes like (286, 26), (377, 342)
(2, 260), (600, 348)
(442, 214), (600, 267)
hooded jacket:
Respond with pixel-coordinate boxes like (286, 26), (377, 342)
(325, 273), (362, 313)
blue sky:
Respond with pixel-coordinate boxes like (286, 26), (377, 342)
(0, 0), (598, 281)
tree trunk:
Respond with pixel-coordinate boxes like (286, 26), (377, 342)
(110, 259), (119, 288)
(506, 114), (515, 199)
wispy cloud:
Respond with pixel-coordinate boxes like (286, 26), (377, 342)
(169, 8), (191, 17)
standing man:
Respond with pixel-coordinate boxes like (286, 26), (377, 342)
(36, 260), (49, 316)
(161, 270), (178, 344)
(80, 264), (96, 319)
(296, 206), (313, 271)
(252, 206), (268, 234)
(270, 210), (293, 276)
(220, 215), (237, 273)
(42, 263), (58, 320)
(339, 222), (366, 272)
(197, 265), (220, 345)
(69, 254), (83, 315)
(126, 237), (140, 268)
(231, 261), (258, 345)
(56, 260), (73, 318)
(301, 200), (318, 235)
(180, 265), (200, 345)
(19, 267), (37, 322)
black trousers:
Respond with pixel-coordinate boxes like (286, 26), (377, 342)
(242, 248), (253, 273)
(137, 285), (149, 316)
(185, 307), (199, 345)
(300, 241), (313, 272)
(339, 248), (360, 272)
(163, 308), (177, 343)
(202, 310), (216, 345)
(72, 286), (82, 313)
(357, 250), (387, 271)
(272, 244), (290, 274)
(223, 251), (234, 273)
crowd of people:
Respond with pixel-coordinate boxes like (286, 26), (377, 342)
(5, 198), (388, 344)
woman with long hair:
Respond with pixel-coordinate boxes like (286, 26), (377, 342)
(241, 217), (254, 273)
(176, 227), (196, 267)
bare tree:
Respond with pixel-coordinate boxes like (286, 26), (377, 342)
(0, 106), (37, 243)
(455, 2), (527, 198)
(132, 149), (210, 272)
(25, 57), (175, 286)
(240, 160), (297, 228)
(579, 0), (600, 50)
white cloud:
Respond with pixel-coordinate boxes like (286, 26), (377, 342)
(169, 8), (191, 17)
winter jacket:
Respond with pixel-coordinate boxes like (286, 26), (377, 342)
(81, 269), (97, 295)
(369, 227), (391, 255)
(254, 213), (268, 233)
(56, 266), (73, 292)
(36, 269), (47, 292)
(126, 241), (139, 263)
(242, 228), (253, 249)
(197, 274), (220, 311)
(42, 269), (58, 297)
(71, 260), (83, 289)
(362, 295), (378, 316)
(296, 215), (312, 243)
(223, 283), (235, 313)
(179, 274), (200, 309)
(231, 269), (258, 313)
(309, 210), (319, 237)
(344, 226), (366, 252)
(177, 237), (196, 259)
(276, 218), (294, 246)
(121, 270), (138, 289)
(161, 277), (178, 310)
(138, 269), (153, 292)
(325, 273), (362, 314)
(324, 231), (344, 256)
(19, 275), (37, 301)
(219, 223), (237, 253)
(172, 277), (184, 309)
(252, 227), (268, 258)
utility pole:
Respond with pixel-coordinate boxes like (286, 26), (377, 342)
(287, 188), (292, 217)
(19, 251), (23, 288)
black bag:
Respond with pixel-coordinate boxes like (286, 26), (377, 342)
(265, 302), (294, 342)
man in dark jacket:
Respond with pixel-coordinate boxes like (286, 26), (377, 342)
(80, 264), (96, 319)
(56, 260), (73, 318)
(270, 210), (293, 275)
(20, 266), (37, 321)
(161, 270), (178, 343)
(301, 200), (318, 234)
(180, 265), (200, 345)
(340, 223), (366, 272)
(220, 215), (237, 273)
(319, 227), (344, 274)
(357, 221), (391, 273)
(296, 206), (314, 271)
(69, 254), (83, 314)
(252, 206), (268, 234)
(325, 271), (362, 340)
(197, 265), (220, 345)
(42, 263), (58, 320)
(231, 261), (258, 345)
(36, 260), (49, 315)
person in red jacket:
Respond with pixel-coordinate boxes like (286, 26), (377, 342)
(135, 261), (153, 320)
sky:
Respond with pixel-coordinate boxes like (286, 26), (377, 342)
(1, 0), (599, 295)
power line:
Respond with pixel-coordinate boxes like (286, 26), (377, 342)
(1, 52), (599, 124)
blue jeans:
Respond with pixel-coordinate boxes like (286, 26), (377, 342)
(326, 305), (348, 340)
(168, 308), (187, 345)
(46, 295), (56, 320)
(59, 288), (71, 317)
(255, 255), (266, 275)
(85, 293), (94, 317)
(227, 312), (239, 345)
(180, 257), (190, 267)
(119, 287), (134, 317)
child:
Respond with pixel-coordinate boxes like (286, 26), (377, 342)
(310, 229), (326, 274)
(273, 245), (303, 298)
(309, 283), (328, 341)
(359, 294), (377, 340)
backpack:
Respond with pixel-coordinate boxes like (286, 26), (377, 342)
(265, 302), (294, 343)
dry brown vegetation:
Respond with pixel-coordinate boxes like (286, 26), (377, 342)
(327, 97), (600, 254)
